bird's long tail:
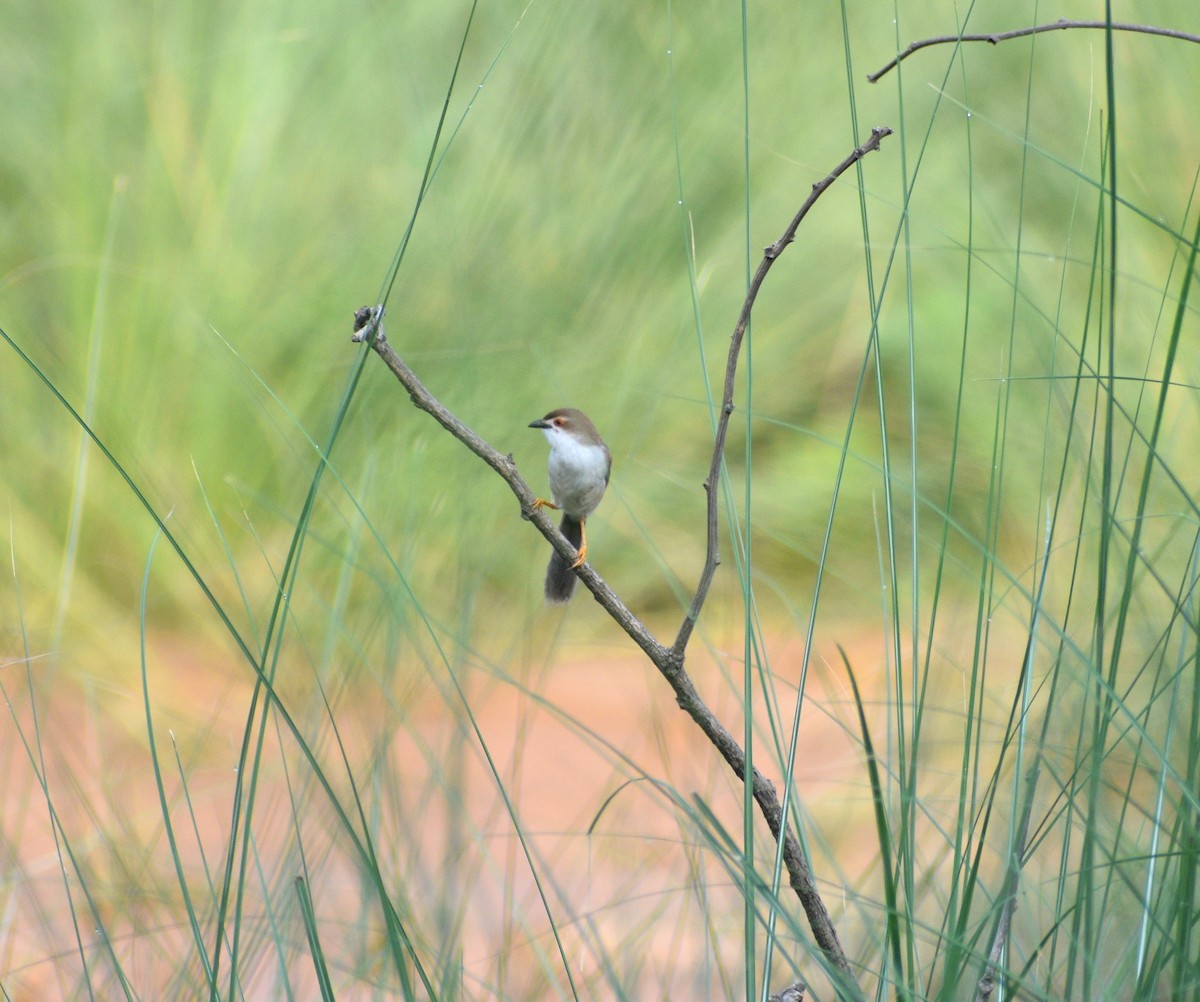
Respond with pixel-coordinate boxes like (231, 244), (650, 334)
(544, 514), (582, 604)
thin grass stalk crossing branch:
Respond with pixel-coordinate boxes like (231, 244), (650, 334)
(974, 761), (1039, 1002)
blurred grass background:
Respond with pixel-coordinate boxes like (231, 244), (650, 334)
(2, 0), (1199, 998)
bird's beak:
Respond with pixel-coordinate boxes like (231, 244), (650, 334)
(528, 419), (550, 429)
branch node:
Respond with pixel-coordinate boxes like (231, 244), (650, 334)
(768, 981), (807, 1002)
(351, 304), (385, 344)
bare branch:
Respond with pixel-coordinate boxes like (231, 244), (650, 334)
(352, 129), (892, 997)
(868, 19), (1200, 83)
(671, 125), (893, 659)
(666, 660), (859, 995)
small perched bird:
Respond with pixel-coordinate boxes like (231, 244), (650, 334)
(528, 408), (611, 603)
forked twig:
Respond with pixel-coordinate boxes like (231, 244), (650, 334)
(868, 19), (1200, 82)
(353, 127), (892, 997)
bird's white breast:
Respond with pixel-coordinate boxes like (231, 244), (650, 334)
(544, 431), (610, 517)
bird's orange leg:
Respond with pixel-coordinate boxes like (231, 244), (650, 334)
(570, 518), (588, 569)
(533, 499), (587, 568)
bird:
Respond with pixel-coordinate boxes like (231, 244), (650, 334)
(528, 408), (611, 603)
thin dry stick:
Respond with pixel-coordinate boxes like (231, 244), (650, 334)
(672, 126), (891, 660)
(352, 127), (891, 996)
(868, 19), (1200, 82)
